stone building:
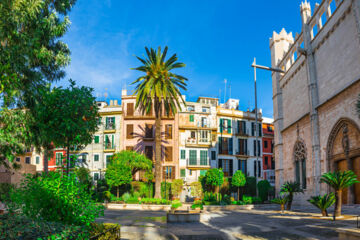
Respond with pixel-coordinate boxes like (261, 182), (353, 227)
(0, 151), (36, 184)
(270, 0), (360, 203)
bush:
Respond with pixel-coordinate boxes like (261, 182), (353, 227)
(90, 223), (121, 240)
(0, 183), (13, 202)
(203, 191), (217, 202)
(242, 195), (253, 204)
(139, 182), (153, 198)
(252, 196), (262, 204)
(220, 177), (230, 196)
(171, 200), (182, 209)
(257, 180), (271, 202)
(171, 179), (183, 199)
(190, 181), (202, 198)
(8, 172), (104, 226)
(125, 197), (139, 204)
(161, 182), (172, 200)
(122, 192), (131, 202)
(139, 198), (171, 205)
(110, 194), (122, 203)
(131, 181), (142, 193)
(244, 177), (256, 196)
(308, 193), (335, 216)
(220, 194), (231, 205)
(191, 200), (203, 210)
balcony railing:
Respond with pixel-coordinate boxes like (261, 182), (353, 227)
(105, 122), (116, 130)
(235, 150), (250, 156)
(187, 158), (209, 167)
(104, 143), (115, 150)
(235, 129), (248, 136)
(186, 138), (211, 146)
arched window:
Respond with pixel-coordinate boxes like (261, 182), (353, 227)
(294, 141), (307, 189)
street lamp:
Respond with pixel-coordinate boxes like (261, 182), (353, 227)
(251, 58), (284, 196)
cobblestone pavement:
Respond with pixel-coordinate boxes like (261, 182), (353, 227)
(96, 204), (360, 240)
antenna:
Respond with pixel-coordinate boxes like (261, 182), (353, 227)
(224, 78), (227, 103)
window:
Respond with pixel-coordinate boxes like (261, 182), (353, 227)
(187, 105), (194, 112)
(36, 156), (40, 164)
(238, 139), (248, 155)
(127, 103), (134, 116)
(201, 117), (207, 127)
(165, 147), (173, 161)
(104, 135), (114, 149)
(106, 155), (112, 166)
(237, 120), (246, 135)
(105, 117), (115, 130)
(271, 158), (275, 169)
(16, 157), (20, 162)
(94, 135), (100, 144)
(126, 124), (133, 139)
(180, 150), (186, 159)
(165, 124), (172, 139)
(258, 123), (262, 137)
(294, 141), (307, 189)
(82, 154), (87, 163)
(180, 169), (186, 177)
(199, 130), (209, 143)
(145, 124), (153, 138)
(145, 146), (153, 161)
(25, 157), (31, 164)
(200, 150), (208, 165)
(56, 153), (63, 165)
(189, 150), (197, 165)
(190, 131), (196, 139)
(211, 151), (216, 160)
(220, 118), (231, 133)
(218, 137), (232, 155)
(94, 154), (99, 162)
(163, 166), (175, 179)
(265, 156), (268, 166)
(202, 107), (209, 113)
(189, 114), (194, 122)
(264, 140), (268, 148)
(219, 159), (233, 177)
(94, 173), (99, 181)
(189, 169), (193, 176)
(253, 140), (260, 156)
(238, 159), (247, 175)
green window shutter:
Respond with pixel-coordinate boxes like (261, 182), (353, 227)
(36, 156), (40, 164)
(180, 150), (186, 159)
(94, 136), (99, 144)
(189, 150), (197, 165)
(189, 115), (194, 122)
(220, 119), (223, 132)
(200, 150), (208, 165)
(94, 155), (99, 161)
(180, 169), (186, 177)
(228, 119), (232, 133)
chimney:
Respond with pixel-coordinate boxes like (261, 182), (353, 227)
(269, 28), (294, 67)
(110, 100), (114, 106)
(122, 89), (127, 96)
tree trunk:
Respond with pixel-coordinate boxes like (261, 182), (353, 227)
(154, 116), (162, 198)
(237, 187), (240, 201)
(286, 193), (293, 210)
(280, 204), (285, 211)
(321, 209), (327, 217)
(334, 190), (342, 217)
(117, 186), (119, 198)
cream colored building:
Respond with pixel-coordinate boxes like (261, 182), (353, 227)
(271, 0), (360, 203)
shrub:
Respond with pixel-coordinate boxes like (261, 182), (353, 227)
(8, 172), (104, 226)
(122, 192), (131, 202)
(190, 181), (202, 198)
(203, 191), (217, 202)
(139, 182), (153, 198)
(90, 223), (121, 240)
(139, 198), (171, 205)
(280, 181), (303, 210)
(0, 183), (13, 202)
(244, 177), (256, 196)
(242, 195), (253, 204)
(272, 195), (288, 211)
(171, 200), (182, 209)
(220, 177), (230, 196)
(191, 200), (203, 210)
(161, 182), (172, 200)
(131, 181), (142, 193)
(308, 193), (335, 216)
(257, 180), (271, 202)
(220, 194), (231, 205)
(125, 197), (139, 204)
(110, 194), (122, 203)
(171, 179), (183, 199)
(252, 196), (262, 204)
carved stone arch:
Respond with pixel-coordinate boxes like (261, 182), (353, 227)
(293, 138), (307, 189)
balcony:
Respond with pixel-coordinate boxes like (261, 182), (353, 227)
(235, 150), (250, 157)
(235, 129), (248, 137)
(185, 138), (211, 147)
(186, 158), (210, 168)
(104, 142), (116, 152)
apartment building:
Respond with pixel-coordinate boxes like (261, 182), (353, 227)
(262, 117), (275, 186)
(178, 97), (218, 183)
(217, 99), (263, 178)
(120, 90), (179, 181)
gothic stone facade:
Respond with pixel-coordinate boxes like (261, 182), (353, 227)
(271, 0), (360, 203)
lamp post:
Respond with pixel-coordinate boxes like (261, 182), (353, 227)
(251, 58), (284, 196)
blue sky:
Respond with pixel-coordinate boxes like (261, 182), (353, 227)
(61, 0), (316, 118)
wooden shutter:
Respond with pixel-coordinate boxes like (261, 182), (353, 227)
(218, 159), (222, 169)
(171, 166), (175, 179)
(165, 147), (172, 162)
(251, 122), (255, 136)
(126, 124), (133, 139)
(227, 119), (231, 133)
(127, 103), (134, 116)
(229, 160), (233, 177)
(165, 125), (172, 139)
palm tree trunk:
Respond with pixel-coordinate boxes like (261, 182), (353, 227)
(286, 193), (293, 210)
(321, 209), (327, 217)
(334, 190), (342, 217)
(154, 116), (162, 198)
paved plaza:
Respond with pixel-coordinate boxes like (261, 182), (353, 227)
(96, 204), (360, 240)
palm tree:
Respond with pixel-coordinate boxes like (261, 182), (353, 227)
(320, 170), (359, 217)
(271, 195), (288, 212)
(280, 181), (303, 210)
(132, 46), (187, 198)
(308, 193), (335, 216)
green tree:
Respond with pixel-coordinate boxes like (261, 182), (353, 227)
(204, 168), (224, 194)
(257, 180), (271, 202)
(280, 181), (303, 210)
(308, 193), (335, 217)
(171, 179), (184, 199)
(232, 170), (246, 201)
(112, 150), (152, 177)
(75, 167), (92, 192)
(132, 46), (187, 198)
(320, 170), (359, 217)
(0, 0), (76, 166)
(105, 158), (132, 198)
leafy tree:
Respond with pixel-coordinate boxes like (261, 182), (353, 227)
(171, 179), (183, 199)
(0, 0), (76, 167)
(320, 170), (359, 217)
(232, 170), (246, 201)
(132, 46), (187, 198)
(257, 180), (271, 202)
(111, 150), (152, 177)
(75, 167), (92, 192)
(204, 168), (224, 194)
(308, 193), (335, 217)
(105, 158), (132, 198)
(190, 181), (203, 199)
(8, 172), (104, 226)
(280, 181), (303, 210)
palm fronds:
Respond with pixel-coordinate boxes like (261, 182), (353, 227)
(320, 170), (359, 190)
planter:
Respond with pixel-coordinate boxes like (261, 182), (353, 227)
(167, 210), (201, 223)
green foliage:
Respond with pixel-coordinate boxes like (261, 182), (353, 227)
(220, 177), (230, 196)
(190, 181), (202, 198)
(320, 170), (359, 191)
(139, 198), (171, 205)
(308, 193), (335, 216)
(232, 170), (246, 187)
(204, 168), (224, 189)
(75, 167), (92, 192)
(191, 200), (204, 210)
(280, 181), (304, 210)
(0, 214), (89, 240)
(171, 200), (182, 209)
(161, 182), (172, 200)
(90, 223), (121, 240)
(271, 195), (289, 205)
(257, 180), (271, 202)
(122, 192), (131, 202)
(244, 177), (256, 196)
(105, 158), (132, 197)
(242, 195), (253, 205)
(112, 151), (152, 177)
(7, 172), (104, 226)
(171, 179), (183, 198)
(0, 183), (13, 201)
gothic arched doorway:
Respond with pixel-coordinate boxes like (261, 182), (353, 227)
(327, 118), (360, 204)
